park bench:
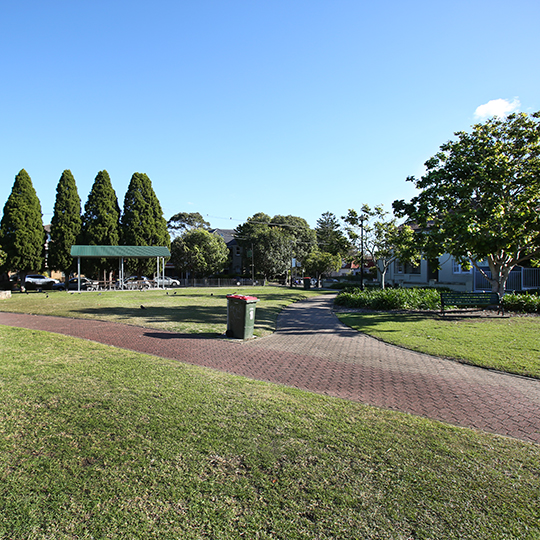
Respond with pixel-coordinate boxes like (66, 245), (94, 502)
(440, 292), (503, 315)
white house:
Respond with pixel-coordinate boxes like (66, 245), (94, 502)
(385, 255), (540, 292)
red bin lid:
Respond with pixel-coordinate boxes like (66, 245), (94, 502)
(226, 294), (259, 301)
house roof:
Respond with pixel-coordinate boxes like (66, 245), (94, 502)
(209, 228), (238, 247)
(70, 245), (170, 258)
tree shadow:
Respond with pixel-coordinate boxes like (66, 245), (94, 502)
(73, 303), (279, 335)
(142, 331), (221, 340)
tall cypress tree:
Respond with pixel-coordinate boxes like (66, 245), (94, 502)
(0, 169), (45, 277)
(81, 170), (121, 277)
(48, 170), (82, 282)
(121, 172), (170, 275)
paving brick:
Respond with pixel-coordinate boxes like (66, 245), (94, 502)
(1, 294), (539, 444)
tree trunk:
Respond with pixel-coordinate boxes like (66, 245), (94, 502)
(381, 267), (387, 290)
(476, 257), (514, 301)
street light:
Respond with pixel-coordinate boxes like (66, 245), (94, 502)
(360, 215), (365, 291)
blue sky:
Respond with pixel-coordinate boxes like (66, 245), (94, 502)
(1, 0), (539, 231)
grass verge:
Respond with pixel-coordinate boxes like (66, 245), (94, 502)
(0, 287), (328, 337)
(336, 311), (540, 378)
(1, 326), (539, 539)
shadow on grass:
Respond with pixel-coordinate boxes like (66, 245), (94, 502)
(338, 309), (508, 336)
(74, 304), (226, 324)
(337, 311), (438, 334)
(73, 304), (278, 335)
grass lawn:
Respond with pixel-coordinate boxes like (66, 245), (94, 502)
(336, 311), (540, 378)
(1, 326), (539, 539)
(0, 286), (328, 338)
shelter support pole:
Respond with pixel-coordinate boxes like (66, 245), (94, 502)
(78, 257), (81, 292)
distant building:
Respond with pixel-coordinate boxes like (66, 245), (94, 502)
(209, 229), (243, 275)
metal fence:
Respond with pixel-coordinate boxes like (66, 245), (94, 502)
(169, 278), (257, 288)
(474, 267), (540, 292)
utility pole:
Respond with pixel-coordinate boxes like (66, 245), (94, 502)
(251, 242), (255, 286)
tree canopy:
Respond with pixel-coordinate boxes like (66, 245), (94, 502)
(121, 172), (170, 275)
(315, 212), (351, 257)
(170, 229), (228, 277)
(303, 250), (342, 286)
(48, 170), (82, 281)
(393, 111), (540, 295)
(80, 170), (121, 277)
(235, 213), (315, 281)
(167, 212), (210, 237)
(0, 169), (45, 276)
(343, 205), (419, 289)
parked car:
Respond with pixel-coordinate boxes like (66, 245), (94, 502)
(24, 274), (59, 290)
(53, 277), (100, 291)
(153, 276), (180, 287)
(123, 276), (151, 289)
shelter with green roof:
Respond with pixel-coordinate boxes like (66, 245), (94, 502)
(70, 245), (171, 291)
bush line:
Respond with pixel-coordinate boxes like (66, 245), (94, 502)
(335, 288), (540, 313)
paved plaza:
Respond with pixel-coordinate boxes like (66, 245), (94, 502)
(1, 294), (539, 444)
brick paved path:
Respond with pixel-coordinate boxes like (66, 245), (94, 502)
(1, 295), (539, 444)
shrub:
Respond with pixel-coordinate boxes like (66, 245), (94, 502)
(335, 288), (440, 311)
(502, 293), (540, 313)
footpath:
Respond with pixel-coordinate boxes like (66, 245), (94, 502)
(1, 294), (539, 445)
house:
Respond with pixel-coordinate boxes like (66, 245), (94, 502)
(332, 258), (376, 278)
(209, 228), (243, 275)
(384, 255), (540, 292)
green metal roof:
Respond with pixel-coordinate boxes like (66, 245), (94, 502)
(71, 245), (170, 258)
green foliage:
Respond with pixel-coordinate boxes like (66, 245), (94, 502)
(235, 213), (300, 280)
(303, 250), (341, 282)
(80, 170), (121, 276)
(167, 211), (211, 237)
(335, 287), (441, 310)
(121, 172), (170, 275)
(393, 111), (540, 294)
(48, 170), (81, 279)
(0, 169), (45, 274)
(170, 229), (229, 277)
(502, 293), (540, 313)
(1, 324), (539, 537)
(270, 214), (317, 263)
(343, 204), (420, 288)
(337, 287), (540, 315)
(315, 212), (351, 257)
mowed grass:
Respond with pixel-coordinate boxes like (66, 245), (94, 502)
(1, 326), (539, 539)
(336, 311), (540, 378)
(1, 287), (328, 337)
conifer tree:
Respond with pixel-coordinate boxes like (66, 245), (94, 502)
(80, 170), (121, 277)
(0, 169), (45, 277)
(121, 172), (170, 275)
(48, 170), (81, 282)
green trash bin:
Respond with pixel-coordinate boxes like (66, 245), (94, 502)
(226, 294), (259, 340)
(303, 277), (311, 290)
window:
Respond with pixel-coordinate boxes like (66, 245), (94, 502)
(395, 261), (421, 274)
(452, 259), (472, 274)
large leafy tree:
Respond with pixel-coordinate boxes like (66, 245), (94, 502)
(0, 169), (45, 277)
(171, 229), (228, 277)
(270, 215), (316, 264)
(80, 170), (121, 278)
(167, 212), (211, 238)
(121, 172), (170, 275)
(303, 250), (342, 286)
(315, 212), (351, 257)
(343, 205), (420, 289)
(48, 170), (82, 282)
(393, 111), (540, 296)
(235, 213), (312, 281)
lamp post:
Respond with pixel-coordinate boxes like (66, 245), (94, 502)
(360, 215), (365, 291)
